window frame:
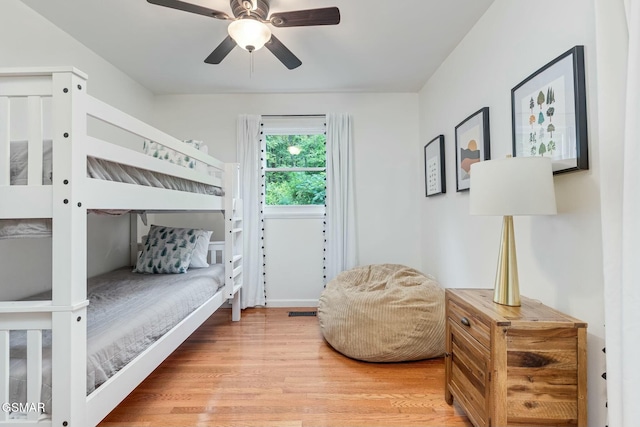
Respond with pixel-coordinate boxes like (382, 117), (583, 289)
(261, 116), (327, 217)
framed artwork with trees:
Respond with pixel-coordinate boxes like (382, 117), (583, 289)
(511, 45), (589, 174)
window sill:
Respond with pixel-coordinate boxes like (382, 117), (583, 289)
(263, 205), (325, 219)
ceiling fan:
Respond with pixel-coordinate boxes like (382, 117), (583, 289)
(147, 0), (341, 70)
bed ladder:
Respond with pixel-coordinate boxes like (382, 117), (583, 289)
(224, 163), (242, 321)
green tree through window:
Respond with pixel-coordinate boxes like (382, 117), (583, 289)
(264, 134), (326, 205)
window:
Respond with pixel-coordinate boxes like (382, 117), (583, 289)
(262, 117), (326, 216)
(265, 134), (326, 205)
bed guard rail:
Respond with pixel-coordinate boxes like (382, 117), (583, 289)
(0, 300), (88, 425)
(1, 67), (228, 203)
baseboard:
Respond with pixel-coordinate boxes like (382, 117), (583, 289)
(265, 299), (319, 308)
(219, 300), (319, 309)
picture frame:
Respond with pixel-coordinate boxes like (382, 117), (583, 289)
(424, 135), (446, 197)
(455, 107), (491, 192)
(511, 45), (588, 174)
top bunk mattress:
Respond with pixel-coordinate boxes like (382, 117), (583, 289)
(9, 139), (224, 196)
(8, 264), (225, 415)
(1, 140), (224, 239)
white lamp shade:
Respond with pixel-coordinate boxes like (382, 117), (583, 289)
(228, 19), (272, 52)
(469, 157), (557, 216)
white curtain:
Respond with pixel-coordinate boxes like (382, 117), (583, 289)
(237, 115), (265, 308)
(324, 113), (357, 282)
(599, 0), (640, 425)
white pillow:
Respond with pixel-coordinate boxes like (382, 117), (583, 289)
(190, 230), (213, 268)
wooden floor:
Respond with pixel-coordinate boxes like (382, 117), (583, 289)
(99, 307), (472, 427)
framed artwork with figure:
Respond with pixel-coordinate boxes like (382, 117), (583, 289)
(455, 107), (491, 192)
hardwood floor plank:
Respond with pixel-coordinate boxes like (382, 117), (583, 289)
(99, 307), (471, 427)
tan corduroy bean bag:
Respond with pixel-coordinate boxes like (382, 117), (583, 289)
(318, 264), (446, 362)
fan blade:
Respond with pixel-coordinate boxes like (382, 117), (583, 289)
(265, 35), (302, 70)
(204, 36), (237, 64)
(269, 7), (340, 27)
(147, 0), (230, 20)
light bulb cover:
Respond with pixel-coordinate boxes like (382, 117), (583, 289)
(228, 19), (271, 52)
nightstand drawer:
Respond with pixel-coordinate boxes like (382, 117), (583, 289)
(449, 320), (489, 427)
(447, 298), (491, 350)
(444, 289), (588, 427)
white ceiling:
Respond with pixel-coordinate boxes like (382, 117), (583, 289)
(20, 0), (495, 95)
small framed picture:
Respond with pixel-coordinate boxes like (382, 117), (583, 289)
(511, 45), (588, 174)
(455, 107), (491, 192)
(424, 135), (446, 197)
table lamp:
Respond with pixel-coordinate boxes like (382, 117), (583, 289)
(469, 156), (556, 306)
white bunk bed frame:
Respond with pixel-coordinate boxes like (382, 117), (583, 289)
(0, 67), (243, 426)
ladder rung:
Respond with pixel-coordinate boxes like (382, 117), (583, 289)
(231, 254), (242, 263)
(230, 228), (242, 234)
(232, 265), (242, 278)
(226, 282), (242, 299)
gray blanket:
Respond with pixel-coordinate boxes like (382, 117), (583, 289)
(8, 264), (224, 414)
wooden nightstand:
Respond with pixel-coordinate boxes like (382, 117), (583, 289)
(444, 289), (587, 427)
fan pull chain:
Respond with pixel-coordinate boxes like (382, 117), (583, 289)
(249, 51), (254, 79)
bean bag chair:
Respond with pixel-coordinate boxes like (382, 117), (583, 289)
(318, 264), (445, 362)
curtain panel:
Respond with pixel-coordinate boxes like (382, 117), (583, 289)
(237, 115), (265, 308)
(597, 0), (640, 425)
(324, 113), (357, 282)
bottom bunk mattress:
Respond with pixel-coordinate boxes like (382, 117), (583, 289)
(8, 264), (224, 415)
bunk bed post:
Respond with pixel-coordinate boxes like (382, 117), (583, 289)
(130, 214), (139, 267)
(224, 163), (242, 322)
(49, 69), (89, 426)
(0, 331), (8, 422)
(0, 97), (9, 186)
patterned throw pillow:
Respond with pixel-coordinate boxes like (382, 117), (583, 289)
(142, 139), (203, 170)
(133, 225), (206, 274)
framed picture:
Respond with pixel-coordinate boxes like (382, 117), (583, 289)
(424, 135), (446, 196)
(455, 107), (491, 192)
(511, 45), (588, 174)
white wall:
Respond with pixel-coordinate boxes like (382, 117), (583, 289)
(0, 0), (157, 298)
(151, 92), (421, 305)
(263, 217), (325, 307)
(1, 1), (154, 120)
(419, 0), (606, 425)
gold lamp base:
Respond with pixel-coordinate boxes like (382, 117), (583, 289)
(493, 215), (521, 306)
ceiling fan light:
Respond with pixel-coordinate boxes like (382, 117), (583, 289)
(228, 19), (271, 52)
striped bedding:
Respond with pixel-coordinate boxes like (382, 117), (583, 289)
(8, 264), (224, 415)
(0, 140), (223, 239)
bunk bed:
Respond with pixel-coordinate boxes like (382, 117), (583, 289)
(0, 67), (244, 426)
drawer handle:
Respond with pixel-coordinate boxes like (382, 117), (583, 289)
(460, 317), (471, 327)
